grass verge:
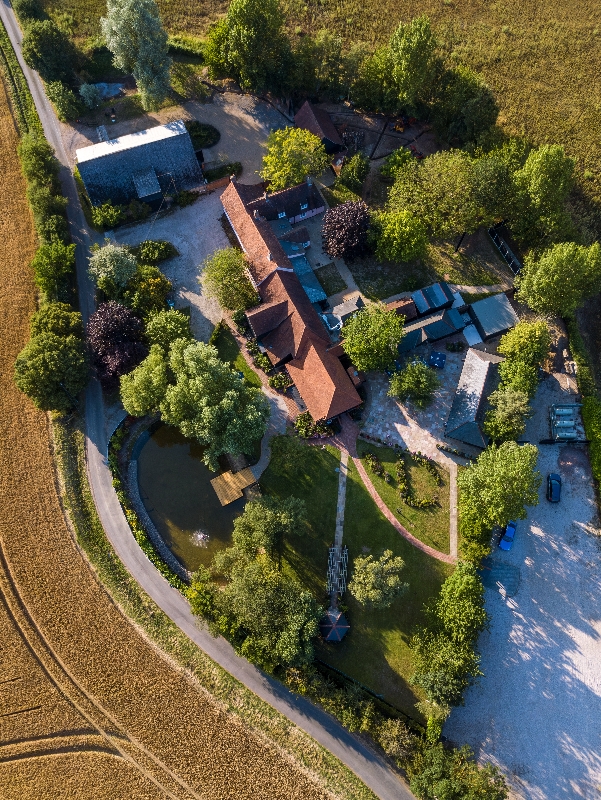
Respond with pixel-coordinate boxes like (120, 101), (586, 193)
(320, 458), (451, 716)
(51, 414), (377, 800)
(356, 440), (450, 554)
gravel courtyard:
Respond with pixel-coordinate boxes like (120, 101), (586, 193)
(113, 190), (228, 341)
(446, 374), (601, 800)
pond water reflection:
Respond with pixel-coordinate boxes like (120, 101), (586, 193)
(137, 425), (244, 572)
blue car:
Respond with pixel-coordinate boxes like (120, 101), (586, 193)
(547, 473), (561, 502)
(498, 520), (517, 551)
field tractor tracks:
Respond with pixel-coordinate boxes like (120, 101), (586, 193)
(0, 542), (204, 800)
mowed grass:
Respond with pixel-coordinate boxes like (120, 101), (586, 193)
(317, 459), (451, 717)
(315, 263), (347, 297)
(260, 437), (341, 601)
(356, 440), (450, 554)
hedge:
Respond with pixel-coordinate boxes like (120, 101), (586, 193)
(0, 18), (42, 134)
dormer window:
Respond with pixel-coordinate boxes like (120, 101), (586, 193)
(300, 202), (308, 211)
(278, 210), (286, 218)
(299, 212), (307, 219)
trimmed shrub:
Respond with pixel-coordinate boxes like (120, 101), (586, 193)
(91, 202), (125, 230)
(46, 82), (81, 121)
(185, 120), (220, 149)
(30, 302), (84, 338)
(132, 239), (178, 264)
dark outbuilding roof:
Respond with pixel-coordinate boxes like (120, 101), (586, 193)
(445, 349), (504, 448)
(468, 292), (519, 340)
(246, 182), (325, 222)
(411, 281), (455, 316)
(294, 101), (344, 151)
(398, 308), (466, 353)
(76, 120), (202, 206)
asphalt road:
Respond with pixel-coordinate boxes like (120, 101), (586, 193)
(0, 5), (415, 798)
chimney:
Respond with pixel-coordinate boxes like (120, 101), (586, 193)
(306, 176), (313, 186)
(268, 251), (273, 261)
(253, 209), (260, 219)
(263, 191), (269, 200)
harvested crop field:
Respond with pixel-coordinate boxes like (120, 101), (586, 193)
(0, 76), (343, 800)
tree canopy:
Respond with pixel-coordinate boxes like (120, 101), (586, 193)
(322, 201), (371, 259)
(204, 0), (291, 94)
(434, 562), (488, 646)
(31, 240), (76, 300)
(160, 340), (270, 470)
(30, 302), (84, 339)
(516, 242), (601, 315)
(409, 743), (508, 800)
(120, 344), (168, 417)
(483, 388), (531, 443)
(121, 264), (172, 318)
(389, 15), (437, 108)
(145, 309), (192, 351)
(458, 441), (541, 560)
(87, 301), (147, 391)
(229, 497), (306, 562)
(22, 20), (74, 83)
(202, 248), (258, 312)
(342, 303), (405, 371)
(260, 128), (329, 190)
(371, 210), (427, 263)
(14, 333), (88, 411)
(431, 65), (498, 145)
(349, 549), (408, 609)
(101, 0), (172, 109)
(88, 243), (138, 295)
(388, 361), (440, 408)
(497, 321), (550, 371)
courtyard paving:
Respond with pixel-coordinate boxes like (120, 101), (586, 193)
(113, 190), (228, 341)
(445, 373), (601, 800)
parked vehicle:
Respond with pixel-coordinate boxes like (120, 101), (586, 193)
(546, 473), (562, 502)
(498, 520), (518, 551)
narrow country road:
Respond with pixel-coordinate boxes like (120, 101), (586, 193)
(0, 4), (415, 798)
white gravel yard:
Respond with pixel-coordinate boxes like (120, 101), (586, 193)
(446, 373), (601, 799)
(113, 190), (228, 341)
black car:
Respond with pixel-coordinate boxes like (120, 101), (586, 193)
(546, 473), (561, 502)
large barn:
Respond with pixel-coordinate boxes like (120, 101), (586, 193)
(75, 120), (202, 206)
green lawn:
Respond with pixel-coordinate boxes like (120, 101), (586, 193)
(260, 435), (450, 718)
(212, 324), (262, 388)
(317, 459), (451, 716)
(356, 441), (450, 554)
(315, 263), (347, 297)
(260, 437), (341, 600)
(321, 183), (362, 207)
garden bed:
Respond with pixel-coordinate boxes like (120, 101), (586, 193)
(356, 440), (450, 554)
(315, 263), (347, 297)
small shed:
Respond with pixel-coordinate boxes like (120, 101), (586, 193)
(398, 308), (466, 353)
(76, 120), (202, 206)
(332, 295), (365, 324)
(468, 293), (519, 340)
(386, 298), (418, 321)
(319, 609), (350, 642)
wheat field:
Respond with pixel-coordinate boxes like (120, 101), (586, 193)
(0, 72), (339, 800)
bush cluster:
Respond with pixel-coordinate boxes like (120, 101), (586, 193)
(294, 411), (332, 439)
(268, 371), (292, 391)
(87, 301), (148, 391)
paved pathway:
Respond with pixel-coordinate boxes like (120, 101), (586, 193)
(448, 461), (458, 559)
(353, 458), (455, 565)
(0, 7), (413, 798)
(329, 451), (349, 609)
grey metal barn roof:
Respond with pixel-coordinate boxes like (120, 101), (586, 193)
(76, 120), (202, 206)
(397, 308), (465, 353)
(445, 348), (504, 448)
(468, 292), (519, 340)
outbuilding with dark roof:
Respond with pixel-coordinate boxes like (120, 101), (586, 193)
(398, 308), (466, 353)
(76, 120), (202, 206)
(294, 101), (344, 154)
(411, 281), (455, 316)
(445, 348), (504, 448)
(467, 292), (519, 340)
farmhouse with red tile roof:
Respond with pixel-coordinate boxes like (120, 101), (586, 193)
(221, 179), (361, 421)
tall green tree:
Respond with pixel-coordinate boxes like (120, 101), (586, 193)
(120, 344), (168, 417)
(202, 248), (258, 311)
(497, 321), (551, 366)
(410, 632), (482, 707)
(30, 302), (84, 339)
(349, 549), (408, 609)
(229, 497), (306, 561)
(458, 441), (541, 561)
(31, 240), (76, 300)
(434, 562), (488, 646)
(352, 46), (399, 113)
(260, 128), (329, 190)
(431, 65), (498, 145)
(14, 333), (88, 411)
(101, 0), (172, 109)
(483, 388), (531, 443)
(292, 30), (343, 97)
(160, 340), (270, 470)
(516, 242), (601, 315)
(409, 743), (508, 800)
(389, 15), (437, 108)
(388, 150), (488, 238)
(204, 0), (291, 93)
(342, 303), (405, 371)
(22, 20), (74, 82)
(371, 209), (427, 262)
(388, 361), (440, 408)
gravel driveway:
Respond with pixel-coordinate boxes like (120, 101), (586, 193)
(445, 373), (601, 799)
(114, 190), (228, 341)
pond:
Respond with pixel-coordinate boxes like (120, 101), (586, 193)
(136, 424), (245, 572)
